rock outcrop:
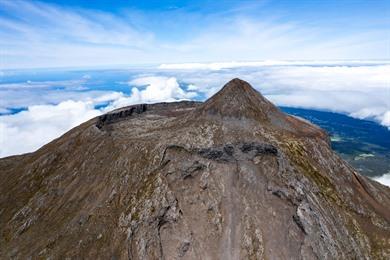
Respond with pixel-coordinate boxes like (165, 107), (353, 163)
(1, 78), (389, 259)
(96, 103), (147, 129)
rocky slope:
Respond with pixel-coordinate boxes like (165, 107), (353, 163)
(0, 78), (389, 259)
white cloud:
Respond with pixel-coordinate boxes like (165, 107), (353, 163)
(0, 0), (156, 69)
(381, 111), (390, 127)
(160, 63), (390, 128)
(0, 79), (86, 90)
(0, 77), (125, 112)
(187, 84), (198, 91)
(92, 92), (124, 103)
(256, 65), (390, 128)
(0, 87), (120, 113)
(0, 108), (11, 114)
(0, 100), (101, 157)
(159, 16), (389, 62)
(350, 108), (390, 128)
(102, 90), (140, 111)
(105, 76), (197, 110)
(159, 60), (390, 70)
(372, 173), (390, 187)
(130, 76), (197, 102)
(0, 76), (197, 157)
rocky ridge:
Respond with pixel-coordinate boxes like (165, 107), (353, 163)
(0, 78), (389, 259)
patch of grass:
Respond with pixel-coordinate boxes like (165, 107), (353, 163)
(285, 140), (342, 206)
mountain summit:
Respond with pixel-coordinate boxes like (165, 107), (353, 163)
(194, 78), (329, 141)
(1, 79), (389, 259)
(195, 78), (278, 120)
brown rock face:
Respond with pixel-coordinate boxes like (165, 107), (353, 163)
(1, 78), (389, 259)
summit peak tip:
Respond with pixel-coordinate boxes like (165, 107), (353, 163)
(196, 78), (278, 119)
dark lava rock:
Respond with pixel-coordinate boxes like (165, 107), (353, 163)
(96, 103), (147, 129)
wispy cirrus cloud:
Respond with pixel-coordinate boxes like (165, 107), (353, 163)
(0, 0), (389, 69)
(0, 0), (155, 69)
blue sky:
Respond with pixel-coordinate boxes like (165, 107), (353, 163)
(1, 0), (389, 69)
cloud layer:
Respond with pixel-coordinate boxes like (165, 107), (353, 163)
(104, 76), (198, 111)
(159, 60), (390, 70)
(373, 173), (390, 187)
(0, 100), (101, 157)
(0, 76), (195, 157)
(158, 63), (390, 128)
